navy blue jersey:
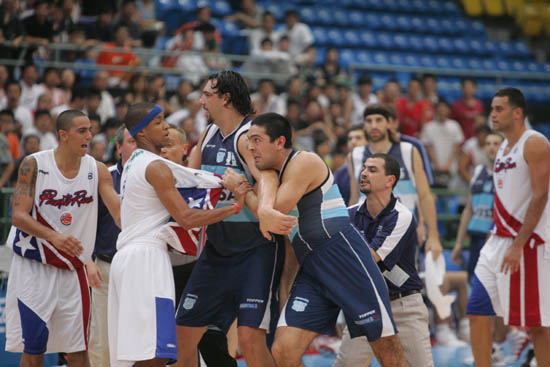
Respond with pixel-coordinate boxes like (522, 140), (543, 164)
(94, 160), (122, 257)
(334, 164), (351, 206)
(280, 151), (352, 264)
(400, 134), (434, 187)
(467, 165), (494, 236)
(349, 195), (423, 295)
(200, 118), (270, 256)
(351, 143), (417, 213)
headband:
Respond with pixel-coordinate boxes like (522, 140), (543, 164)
(363, 107), (391, 121)
(129, 104), (162, 137)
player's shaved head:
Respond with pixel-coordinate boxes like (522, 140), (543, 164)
(56, 110), (87, 132)
(124, 102), (156, 132)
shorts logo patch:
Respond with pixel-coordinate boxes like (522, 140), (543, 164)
(182, 294), (198, 310)
(60, 212), (72, 226)
(291, 297), (309, 312)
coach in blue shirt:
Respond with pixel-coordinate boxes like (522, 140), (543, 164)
(335, 153), (433, 367)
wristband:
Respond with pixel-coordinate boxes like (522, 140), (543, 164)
(233, 202), (241, 214)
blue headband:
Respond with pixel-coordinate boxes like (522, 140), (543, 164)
(129, 104), (162, 137)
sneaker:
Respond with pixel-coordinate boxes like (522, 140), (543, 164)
(458, 318), (470, 343)
(509, 328), (531, 361)
(461, 342), (506, 366)
(436, 325), (468, 347)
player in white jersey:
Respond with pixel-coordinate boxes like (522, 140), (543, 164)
(6, 110), (120, 367)
(108, 102), (249, 367)
(467, 88), (550, 367)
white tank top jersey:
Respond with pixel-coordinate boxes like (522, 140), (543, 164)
(493, 129), (550, 244)
(31, 149), (98, 263)
(117, 149), (177, 250)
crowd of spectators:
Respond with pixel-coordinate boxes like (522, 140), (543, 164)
(0, 0), (490, 196)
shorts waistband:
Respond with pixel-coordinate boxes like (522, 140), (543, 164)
(389, 289), (420, 301)
(118, 239), (168, 252)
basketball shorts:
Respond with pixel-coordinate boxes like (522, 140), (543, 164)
(176, 239), (283, 332)
(108, 242), (177, 367)
(278, 227), (397, 341)
(467, 235), (550, 327)
(5, 255), (90, 354)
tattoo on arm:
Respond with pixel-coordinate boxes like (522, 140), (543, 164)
(13, 157), (36, 208)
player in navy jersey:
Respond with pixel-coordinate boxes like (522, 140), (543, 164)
(223, 112), (406, 367)
(175, 71), (296, 367)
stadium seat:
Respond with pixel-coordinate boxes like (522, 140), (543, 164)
(317, 7), (333, 26)
(299, 7), (316, 24)
(349, 10), (364, 27)
(380, 14), (397, 31)
(333, 9), (349, 26)
(453, 38), (470, 54)
(404, 53), (421, 67)
(408, 35), (424, 52)
(338, 48), (354, 68)
(410, 16), (427, 33)
(372, 51), (390, 65)
(423, 36), (439, 53)
(210, 0), (232, 17)
(312, 27), (328, 46)
(451, 57), (468, 70)
(343, 30), (361, 47)
(435, 55), (452, 69)
(326, 28), (344, 47)
(482, 0), (505, 17)
(420, 55), (436, 68)
(467, 57), (484, 70)
(392, 33), (409, 50)
(389, 52), (405, 66)
(437, 37), (455, 53)
(359, 30), (377, 48)
(396, 15), (413, 32)
(364, 12), (382, 30)
(461, 0), (483, 17)
(377, 32), (394, 49)
(355, 50), (373, 65)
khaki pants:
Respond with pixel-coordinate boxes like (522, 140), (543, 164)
(89, 259), (111, 367)
(335, 292), (433, 367)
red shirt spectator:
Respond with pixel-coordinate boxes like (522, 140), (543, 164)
(450, 78), (484, 139)
(396, 79), (433, 137)
(96, 25), (137, 78)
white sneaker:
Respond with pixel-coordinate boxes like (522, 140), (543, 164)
(508, 328), (531, 361)
(461, 342), (505, 366)
(436, 325), (468, 347)
(458, 318), (470, 343)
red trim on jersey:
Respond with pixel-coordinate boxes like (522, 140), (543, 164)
(509, 268), (521, 326)
(523, 244), (541, 326)
(77, 266), (91, 349)
(35, 206), (85, 270)
(493, 194), (544, 243)
(170, 226), (202, 256)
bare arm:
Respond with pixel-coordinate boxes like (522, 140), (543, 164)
(501, 135), (550, 274)
(12, 157), (83, 256)
(146, 160), (241, 230)
(347, 152), (360, 205)
(279, 236), (299, 310)
(0, 161), (14, 188)
(413, 147), (442, 259)
(424, 144), (441, 170)
(187, 127), (210, 169)
(458, 150), (472, 183)
(97, 162), (120, 228)
(452, 194), (473, 265)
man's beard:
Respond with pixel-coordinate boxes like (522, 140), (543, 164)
(360, 187), (371, 195)
(367, 131), (386, 143)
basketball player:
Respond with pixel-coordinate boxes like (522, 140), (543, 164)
(175, 71), (296, 367)
(88, 126), (136, 367)
(108, 102), (250, 367)
(6, 110), (121, 367)
(467, 88), (550, 367)
(224, 112), (407, 367)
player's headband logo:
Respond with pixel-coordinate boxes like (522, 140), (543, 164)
(129, 104), (163, 137)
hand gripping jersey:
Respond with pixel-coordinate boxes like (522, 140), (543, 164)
(492, 130), (550, 248)
(8, 150), (98, 269)
(117, 149), (223, 252)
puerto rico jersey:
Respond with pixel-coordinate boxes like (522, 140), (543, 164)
(9, 150), (98, 269)
(493, 129), (550, 245)
(200, 118), (270, 256)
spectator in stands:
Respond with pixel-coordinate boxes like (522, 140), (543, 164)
(31, 109), (57, 150)
(318, 48), (344, 84)
(5, 80), (33, 135)
(51, 0), (75, 43)
(459, 123), (491, 183)
(92, 71), (117, 123)
(201, 23), (232, 71)
(169, 79), (193, 112)
(86, 87), (103, 117)
(278, 76), (303, 117)
(348, 74), (378, 126)
(226, 0), (264, 29)
(377, 79), (401, 108)
(19, 64), (44, 110)
(244, 37), (295, 89)
(22, 0), (54, 47)
(0, 109), (15, 188)
(248, 11), (278, 54)
(450, 78), (484, 140)
(296, 46), (319, 81)
(329, 99), (346, 137)
(0, 108), (20, 161)
(0, 65), (10, 109)
(306, 82), (329, 110)
(396, 78), (433, 137)
(294, 99), (335, 145)
(334, 126), (368, 205)
(0, 0), (23, 61)
(51, 87), (87, 119)
(125, 73), (148, 105)
(251, 79), (280, 115)
(422, 73), (440, 105)
(115, 100), (129, 123)
(61, 25), (89, 63)
(285, 99), (304, 131)
(97, 25), (139, 83)
(9, 131), (39, 185)
(279, 9), (313, 58)
(89, 113), (102, 137)
(39, 68), (64, 107)
(89, 135), (107, 162)
(36, 93), (53, 112)
(421, 99), (464, 189)
(136, 0), (158, 28)
(113, 0), (142, 44)
(59, 68), (75, 105)
(188, 4), (222, 52)
(86, 6), (114, 43)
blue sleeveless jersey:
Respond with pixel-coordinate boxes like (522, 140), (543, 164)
(351, 143), (417, 213)
(467, 165), (494, 235)
(281, 151), (352, 263)
(201, 118), (269, 256)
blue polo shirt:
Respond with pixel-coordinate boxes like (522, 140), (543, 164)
(93, 160), (123, 258)
(349, 195), (423, 295)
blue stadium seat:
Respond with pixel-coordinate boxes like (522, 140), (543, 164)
(411, 0), (428, 13)
(440, 18), (456, 35)
(389, 52), (405, 66)
(355, 50), (373, 64)
(339, 48), (354, 67)
(410, 16), (427, 33)
(435, 55), (452, 69)
(423, 36), (439, 53)
(210, 0), (232, 17)
(426, 0), (444, 14)
(467, 57), (484, 70)
(453, 19), (468, 34)
(372, 51), (390, 65)
(453, 38), (470, 54)
(380, 14), (396, 31)
(470, 20), (486, 35)
(437, 37), (455, 53)
(263, 3), (285, 21)
(381, 0), (400, 12)
(377, 32), (394, 49)
(443, 1), (460, 15)
(343, 30), (361, 47)
(333, 9), (349, 26)
(425, 17), (442, 34)
(483, 40), (498, 54)
(481, 59), (496, 71)
(218, 20), (239, 36)
(404, 53), (421, 67)
(317, 7), (333, 26)
(359, 30), (377, 48)
(496, 59), (512, 72)
(467, 39), (485, 56)
(420, 55), (436, 68)
(408, 35), (424, 52)
(364, 12), (382, 30)
(511, 41), (532, 59)
(396, 15), (413, 32)
(312, 27), (328, 46)
(451, 57), (468, 70)
(326, 28), (344, 47)
(349, 10), (364, 27)
(299, 7), (316, 24)
(392, 33), (409, 50)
